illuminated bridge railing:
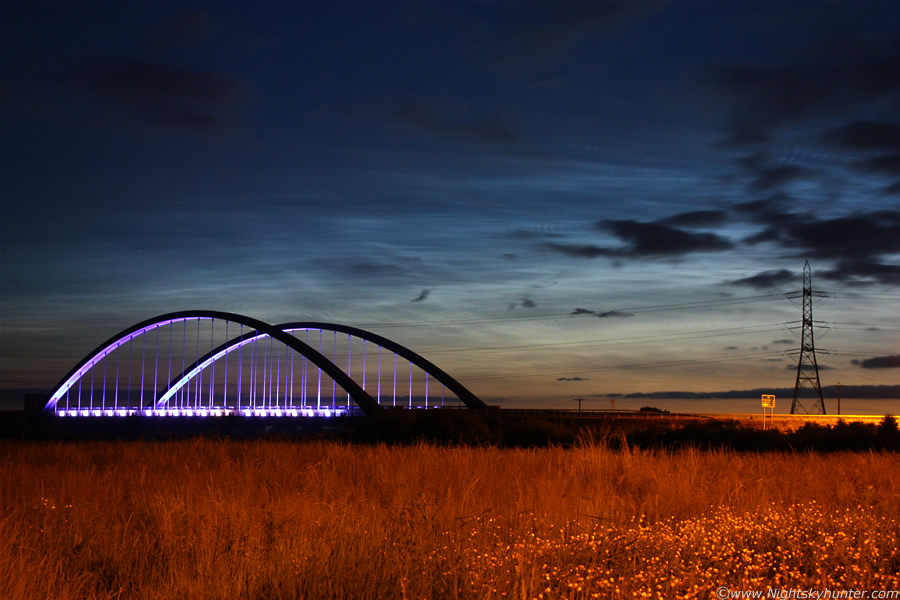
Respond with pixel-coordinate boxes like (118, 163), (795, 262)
(45, 311), (484, 417)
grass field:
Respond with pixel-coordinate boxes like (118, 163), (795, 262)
(2, 440), (898, 599)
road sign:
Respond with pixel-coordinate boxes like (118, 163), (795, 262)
(761, 394), (775, 430)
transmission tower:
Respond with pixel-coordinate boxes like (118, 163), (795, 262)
(790, 261), (826, 414)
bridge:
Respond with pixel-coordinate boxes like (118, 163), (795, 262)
(44, 310), (485, 418)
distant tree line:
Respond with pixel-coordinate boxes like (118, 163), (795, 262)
(3, 409), (898, 451)
(355, 411), (900, 451)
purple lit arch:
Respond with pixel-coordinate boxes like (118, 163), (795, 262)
(44, 310), (485, 417)
(159, 322), (486, 411)
(44, 311), (381, 415)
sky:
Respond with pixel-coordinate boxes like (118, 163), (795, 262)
(1, 0), (899, 413)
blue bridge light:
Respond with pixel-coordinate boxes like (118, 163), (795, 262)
(44, 310), (484, 418)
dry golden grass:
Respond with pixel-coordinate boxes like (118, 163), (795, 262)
(2, 440), (898, 599)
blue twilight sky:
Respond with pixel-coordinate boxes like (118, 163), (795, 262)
(1, 0), (899, 412)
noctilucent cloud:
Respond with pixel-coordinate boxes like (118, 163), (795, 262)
(2, 1), (899, 412)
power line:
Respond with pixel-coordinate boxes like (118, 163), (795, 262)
(819, 321), (900, 330)
(419, 322), (792, 356)
(827, 292), (900, 301)
(464, 349), (785, 381)
(359, 292), (789, 329)
(822, 348), (898, 357)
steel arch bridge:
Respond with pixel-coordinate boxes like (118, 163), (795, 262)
(44, 310), (485, 418)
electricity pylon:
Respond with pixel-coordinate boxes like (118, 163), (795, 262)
(790, 261), (826, 414)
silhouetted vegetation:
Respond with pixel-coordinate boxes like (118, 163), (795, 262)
(3, 410), (898, 451)
(356, 411), (900, 451)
